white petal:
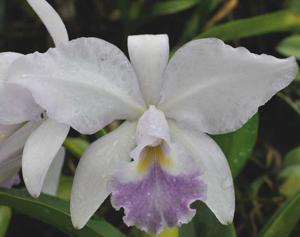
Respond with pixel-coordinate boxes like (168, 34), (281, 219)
(0, 121), (40, 163)
(0, 52), (41, 124)
(0, 124), (21, 142)
(169, 121), (235, 224)
(70, 121), (137, 229)
(42, 147), (65, 195)
(130, 105), (171, 165)
(8, 38), (146, 134)
(22, 119), (70, 197)
(0, 52), (22, 82)
(27, 0), (68, 45)
(159, 38), (298, 134)
(0, 154), (21, 183)
(135, 105), (170, 146)
(128, 34), (169, 105)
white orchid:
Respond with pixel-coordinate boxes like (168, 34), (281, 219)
(0, 0), (70, 195)
(7, 16), (297, 234)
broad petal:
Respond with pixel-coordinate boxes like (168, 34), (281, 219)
(0, 124), (21, 142)
(0, 52), (22, 82)
(70, 121), (137, 229)
(27, 0), (68, 45)
(42, 147), (65, 195)
(22, 119), (70, 197)
(128, 34), (169, 105)
(8, 38), (146, 134)
(0, 121), (40, 164)
(159, 38), (298, 134)
(0, 52), (41, 124)
(169, 121), (235, 224)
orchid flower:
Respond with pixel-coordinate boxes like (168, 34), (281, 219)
(0, 0), (70, 195)
(7, 29), (298, 233)
(0, 124), (21, 188)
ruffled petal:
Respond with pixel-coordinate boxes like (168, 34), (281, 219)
(110, 142), (207, 234)
(26, 0), (68, 45)
(42, 147), (65, 195)
(169, 121), (235, 224)
(159, 38), (298, 134)
(0, 52), (41, 124)
(128, 34), (169, 105)
(70, 121), (137, 229)
(22, 119), (70, 197)
(8, 38), (146, 134)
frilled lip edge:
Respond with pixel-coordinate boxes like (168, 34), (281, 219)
(109, 164), (207, 235)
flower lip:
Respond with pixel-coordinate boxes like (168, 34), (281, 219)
(109, 107), (208, 234)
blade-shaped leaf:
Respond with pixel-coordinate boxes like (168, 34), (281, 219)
(0, 206), (11, 237)
(280, 147), (300, 196)
(277, 35), (300, 59)
(259, 190), (300, 237)
(0, 188), (125, 237)
(213, 114), (259, 177)
(196, 10), (300, 41)
(151, 0), (198, 15)
(283, 147), (300, 167)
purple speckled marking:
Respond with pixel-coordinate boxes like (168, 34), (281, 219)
(0, 174), (20, 188)
(110, 165), (207, 234)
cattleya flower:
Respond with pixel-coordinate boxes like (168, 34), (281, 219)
(7, 34), (298, 233)
(6, 10), (298, 235)
(0, 0), (70, 195)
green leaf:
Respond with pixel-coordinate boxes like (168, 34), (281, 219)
(64, 137), (89, 158)
(283, 147), (300, 167)
(0, 188), (125, 237)
(57, 175), (73, 201)
(0, 206), (11, 237)
(280, 177), (300, 197)
(280, 147), (300, 196)
(196, 10), (300, 41)
(151, 0), (198, 16)
(277, 35), (300, 58)
(259, 190), (300, 237)
(280, 165), (300, 177)
(213, 114), (259, 177)
(280, 147), (300, 178)
(290, 0), (300, 14)
(179, 203), (236, 237)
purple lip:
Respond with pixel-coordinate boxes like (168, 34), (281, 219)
(110, 164), (207, 234)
